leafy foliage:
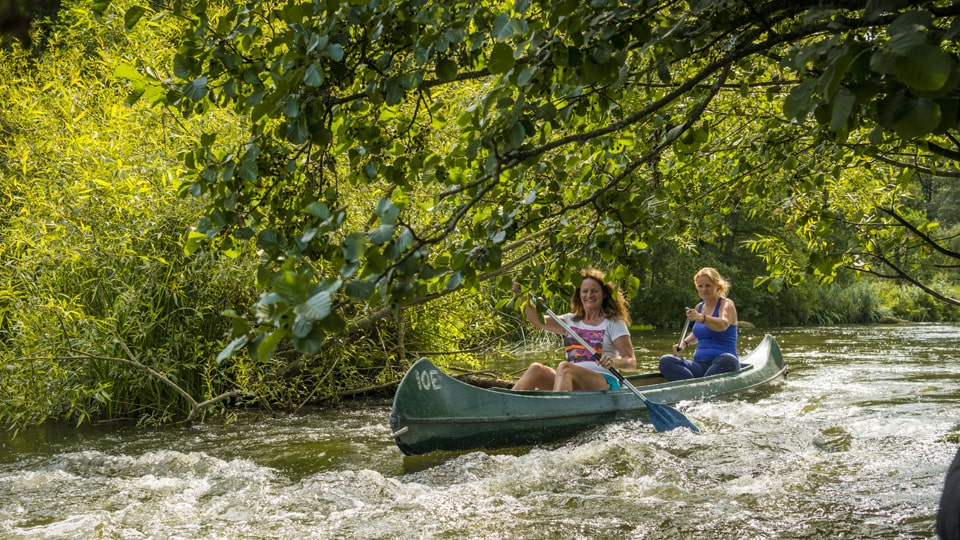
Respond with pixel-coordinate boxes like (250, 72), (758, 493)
(0, 3), (259, 431)
(113, 0), (960, 360)
(3, 0), (960, 430)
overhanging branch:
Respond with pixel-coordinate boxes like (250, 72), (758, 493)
(880, 207), (960, 260)
(848, 255), (960, 307)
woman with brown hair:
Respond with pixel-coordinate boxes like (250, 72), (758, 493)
(511, 268), (636, 391)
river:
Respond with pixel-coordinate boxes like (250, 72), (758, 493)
(1, 324), (957, 539)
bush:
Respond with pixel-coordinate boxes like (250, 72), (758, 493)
(0, 3), (257, 431)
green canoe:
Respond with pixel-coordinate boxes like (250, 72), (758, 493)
(389, 333), (787, 455)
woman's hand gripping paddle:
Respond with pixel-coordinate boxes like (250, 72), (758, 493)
(530, 296), (700, 433)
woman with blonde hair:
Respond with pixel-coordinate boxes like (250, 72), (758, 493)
(659, 267), (739, 381)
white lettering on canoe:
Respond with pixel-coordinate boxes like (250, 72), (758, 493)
(415, 369), (442, 391)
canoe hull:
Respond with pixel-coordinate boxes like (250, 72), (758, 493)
(390, 334), (787, 455)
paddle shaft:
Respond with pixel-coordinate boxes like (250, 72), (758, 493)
(677, 309), (692, 351)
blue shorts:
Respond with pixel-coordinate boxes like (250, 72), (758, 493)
(602, 373), (621, 390)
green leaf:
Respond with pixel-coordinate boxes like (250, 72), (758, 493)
(343, 232), (366, 260)
(183, 77), (208, 101)
(395, 226), (413, 252)
(123, 5), (147, 30)
(436, 58), (458, 82)
(657, 61), (671, 84)
(184, 230), (206, 255)
(505, 121), (525, 149)
(664, 124), (686, 142)
(517, 66), (535, 86)
(783, 79), (817, 120)
(821, 47), (858, 100)
(256, 328), (286, 360)
(304, 63), (324, 87)
(829, 87), (856, 132)
(446, 271), (462, 291)
(384, 79), (404, 105)
(293, 332), (325, 354)
(173, 54), (193, 79)
(272, 272), (302, 302)
(493, 14), (528, 40)
(886, 27), (927, 56)
(292, 315), (313, 338)
(294, 291), (332, 321)
(550, 0), (577, 22)
(369, 224), (395, 245)
(887, 10), (933, 43)
(865, 0), (900, 21)
(326, 43), (345, 62)
(113, 63), (141, 81)
(488, 43), (515, 75)
(893, 97), (941, 138)
(894, 44), (953, 92)
(305, 202), (330, 219)
(344, 279), (376, 301)
(216, 336), (249, 363)
(376, 197), (400, 224)
(877, 93), (942, 139)
(340, 260), (359, 277)
(91, 0), (112, 15)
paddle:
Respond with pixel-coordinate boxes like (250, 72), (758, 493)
(530, 296), (700, 433)
(676, 309), (692, 353)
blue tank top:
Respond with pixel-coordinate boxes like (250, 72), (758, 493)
(692, 298), (738, 362)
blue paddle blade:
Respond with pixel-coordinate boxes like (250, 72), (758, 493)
(610, 367), (699, 433)
(644, 399), (701, 433)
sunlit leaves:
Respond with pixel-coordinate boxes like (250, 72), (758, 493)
(129, 0), (960, 364)
(0, 3), (263, 428)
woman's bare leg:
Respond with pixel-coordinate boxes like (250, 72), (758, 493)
(512, 362), (556, 390)
(553, 362), (611, 391)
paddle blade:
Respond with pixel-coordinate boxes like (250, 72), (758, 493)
(645, 400), (700, 433)
(610, 367), (700, 433)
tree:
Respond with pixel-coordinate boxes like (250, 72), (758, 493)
(107, 0), (959, 361)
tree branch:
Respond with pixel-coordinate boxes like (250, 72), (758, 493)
(848, 255), (960, 307)
(880, 207), (960, 260)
